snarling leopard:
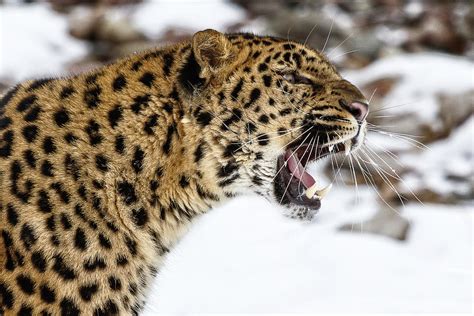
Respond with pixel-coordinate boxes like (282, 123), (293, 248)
(0, 29), (368, 315)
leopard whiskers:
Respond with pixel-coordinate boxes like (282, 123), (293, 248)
(357, 116), (428, 208)
(273, 130), (313, 183)
(296, 136), (317, 195)
(353, 150), (404, 216)
(286, 25), (293, 46)
(367, 126), (425, 140)
(359, 148), (407, 208)
(274, 126), (313, 155)
(328, 132), (350, 186)
(363, 143), (425, 206)
(298, 135), (319, 193)
(279, 133), (313, 204)
(367, 123), (424, 139)
(368, 128), (428, 150)
(365, 138), (403, 168)
(331, 49), (360, 60)
(326, 31), (354, 58)
(303, 23), (319, 47)
(370, 114), (398, 119)
(367, 88), (377, 105)
(366, 122), (398, 129)
(352, 154), (371, 232)
(348, 153), (360, 205)
(369, 99), (421, 114)
(321, 17), (334, 54)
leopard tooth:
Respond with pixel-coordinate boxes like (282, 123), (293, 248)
(329, 144), (335, 152)
(344, 140), (352, 156)
(305, 182), (333, 199)
(315, 183), (333, 199)
(305, 183), (319, 199)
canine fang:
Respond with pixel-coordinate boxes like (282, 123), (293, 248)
(305, 182), (333, 199)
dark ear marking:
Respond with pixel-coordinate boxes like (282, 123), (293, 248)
(178, 50), (205, 93)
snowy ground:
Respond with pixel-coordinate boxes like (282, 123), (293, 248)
(142, 186), (472, 314)
(1, 2), (472, 314)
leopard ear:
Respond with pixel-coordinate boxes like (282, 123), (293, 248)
(192, 29), (235, 77)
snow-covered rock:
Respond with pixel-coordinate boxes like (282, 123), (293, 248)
(400, 116), (473, 202)
(343, 52), (474, 140)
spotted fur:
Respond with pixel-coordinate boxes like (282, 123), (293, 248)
(0, 29), (366, 315)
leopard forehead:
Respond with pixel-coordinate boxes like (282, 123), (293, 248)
(0, 30), (364, 315)
(227, 33), (340, 76)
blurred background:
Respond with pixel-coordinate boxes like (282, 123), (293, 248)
(1, 0), (472, 313)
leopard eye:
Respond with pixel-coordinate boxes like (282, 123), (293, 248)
(282, 73), (296, 84)
(282, 72), (312, 85)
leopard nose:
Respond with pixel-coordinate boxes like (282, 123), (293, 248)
(348, 101), (369, 121)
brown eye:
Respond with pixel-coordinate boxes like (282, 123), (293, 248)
(282, 72), (312, 85)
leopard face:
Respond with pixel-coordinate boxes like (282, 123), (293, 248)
(185, 30), (368, 221)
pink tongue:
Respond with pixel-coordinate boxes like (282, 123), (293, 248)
(285, 150), (316, 189)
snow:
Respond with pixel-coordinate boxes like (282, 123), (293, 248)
(0, 1), (245, 81)
(343, 53), (474, 124)
(143, 191), (472, 314)
(131, 0), (246, 39)
(0, 3), (87, 81)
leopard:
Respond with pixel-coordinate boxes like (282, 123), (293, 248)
(0, 29), (368, 315)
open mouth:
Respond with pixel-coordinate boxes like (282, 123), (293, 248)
(274, 138), (353, 210)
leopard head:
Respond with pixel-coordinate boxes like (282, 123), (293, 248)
(180, 29), (368, 221)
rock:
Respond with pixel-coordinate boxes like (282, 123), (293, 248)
(334, 53), (473, 206)
(398, 116), (474, 204)
(50, 0), (142, 9)
(158, 28), (193, 45)
(404, 4), (469, 55)
(69, 6), (146, 44)
(437, 90), (474, 139)
(344, 53), (474, 144)
(67, 6), (148, 61)
(339, 206), (411, 241)
(0, 80), (14, 95)
(231, 0), (295, 18)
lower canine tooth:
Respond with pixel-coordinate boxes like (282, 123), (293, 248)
(315, 183), (333, 199)
(305, 182), (333, 199)
(344, 140), (352, 156)
(305, 183), (319, 199)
